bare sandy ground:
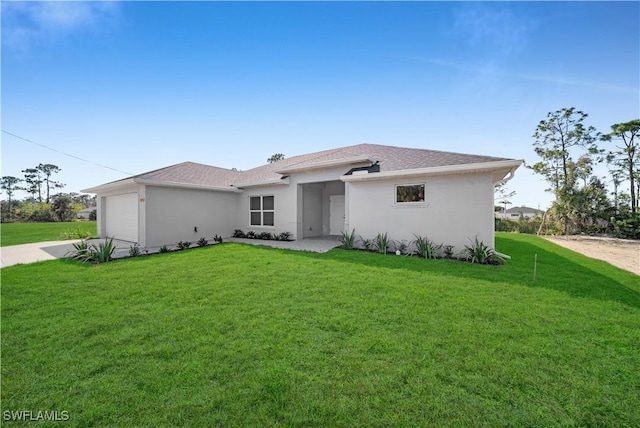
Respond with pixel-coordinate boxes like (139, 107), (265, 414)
(543, 235), (640, 276)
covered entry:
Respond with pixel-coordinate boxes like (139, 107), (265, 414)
(300, 181), (345, 238)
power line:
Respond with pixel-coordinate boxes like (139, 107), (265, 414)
(2, 130), (134, 175)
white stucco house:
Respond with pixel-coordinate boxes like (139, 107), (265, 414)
(76, 206), (97, 220)
(501, 206), (545, 220)
(82, 143), (522, 251)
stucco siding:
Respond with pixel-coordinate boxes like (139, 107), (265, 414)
(237, 186), (297, 238)
(144, 186), (239, 247)
(347, 173), (495, 252)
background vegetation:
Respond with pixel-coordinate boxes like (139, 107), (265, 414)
(528, 109), (639, 238)
(1, 163), (96, 223)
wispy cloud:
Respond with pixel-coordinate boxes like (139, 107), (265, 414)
(452, 4), (531, 57)
(1, 1), (121, 51)
(423, 58), (639, 95)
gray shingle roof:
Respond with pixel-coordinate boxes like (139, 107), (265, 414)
(235, 143), (511, 184)
(98, 144), (514, 189)
(133, 161), (241, 187)
(505, 206), (544, 214)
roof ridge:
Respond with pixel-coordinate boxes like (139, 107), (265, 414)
(270, 146), (350, 171)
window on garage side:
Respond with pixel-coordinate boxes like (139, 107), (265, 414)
(250, 196), (275, 226)
(396, 184), (425, 203)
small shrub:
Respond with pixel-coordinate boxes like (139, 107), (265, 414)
(62, 228), (76, 240)
(93, 239), (117, 263)
(197, 237), (209, 247)
(443, 245), (455, 259)
(61, 225), (92, 240)
(259, 232), (272, 240)
(213, 234), (223, 243)
(77, 227), (91, 239)
(279, 231), (292, 241)
(361, 238), (374, 251)
(612, 214), (640, 239)
(374, 232), (391, 254)
(246, 231), (256, 239)
(67, 238), (116, 264)
(159, 245), (169, 253)
(67, 240), (92, 262)
(129, 243), (141, 257)
(461, 237), (504, 265)
(340, 229), (357, 249)
(413, 235), (441, 259)
(233, 229), (246, 238)
(396, 239), (409, 255)
(176, 241), (191, 250)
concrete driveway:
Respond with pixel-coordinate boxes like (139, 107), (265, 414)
(0, 240), (82, 268)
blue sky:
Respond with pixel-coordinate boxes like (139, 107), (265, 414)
(2, 1), (639, 209)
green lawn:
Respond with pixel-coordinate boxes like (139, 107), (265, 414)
(2, 233), (639, 426)
(0, 221), (96, 246)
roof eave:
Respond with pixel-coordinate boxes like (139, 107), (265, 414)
(81, 178), (137, 194)
(135, 178), (242, 193)
(274, 155), (377, 174)
(340, 159), (523, 182)
(233, 177), (291, 189)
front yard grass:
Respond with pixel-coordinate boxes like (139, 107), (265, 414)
(2, 233), (639, 426)
(1, 221), (96, 246)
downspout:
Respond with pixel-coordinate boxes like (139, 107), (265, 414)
(494, 167), (516, 187)
(493, 166), (518, 257)
(494, 167), (517, 220)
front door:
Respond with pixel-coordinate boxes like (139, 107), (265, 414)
(329, 195), (345, 235)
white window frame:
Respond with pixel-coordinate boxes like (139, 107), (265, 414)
(249, 195), (275, 227)
(394, 183), (426, 205)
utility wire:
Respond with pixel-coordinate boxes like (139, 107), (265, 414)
(2, 130), (134, 175)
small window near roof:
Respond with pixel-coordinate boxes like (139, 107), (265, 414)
(396, 184), (425, 203)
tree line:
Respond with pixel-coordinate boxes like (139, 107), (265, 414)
(1, 163), (96, 223)
(530, 107), (639, 238)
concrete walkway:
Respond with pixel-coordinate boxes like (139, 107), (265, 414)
(0, 240), (82, 268)
(227, 236), (342, 253)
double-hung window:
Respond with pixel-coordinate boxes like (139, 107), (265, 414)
(250, 196), (274, 226)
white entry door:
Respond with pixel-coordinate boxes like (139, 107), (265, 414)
(329, 195), (345, 235)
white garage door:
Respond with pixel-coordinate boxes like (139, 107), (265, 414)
(105, 193), (138, 242)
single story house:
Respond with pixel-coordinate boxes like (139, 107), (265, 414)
(500, 206), (545, 220)
(76, 206), (97, 220)
(82, 143), (522, 251)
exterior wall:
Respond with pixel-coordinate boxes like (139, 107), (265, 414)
(144, 186), (239, 247)
(347, 172), (496, 252)
(237, 165), (354, 239)
(237, 185), (297, 238)
(302, 184), (323, 237)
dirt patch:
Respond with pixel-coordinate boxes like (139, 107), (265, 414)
(543, 235), (640, 276)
